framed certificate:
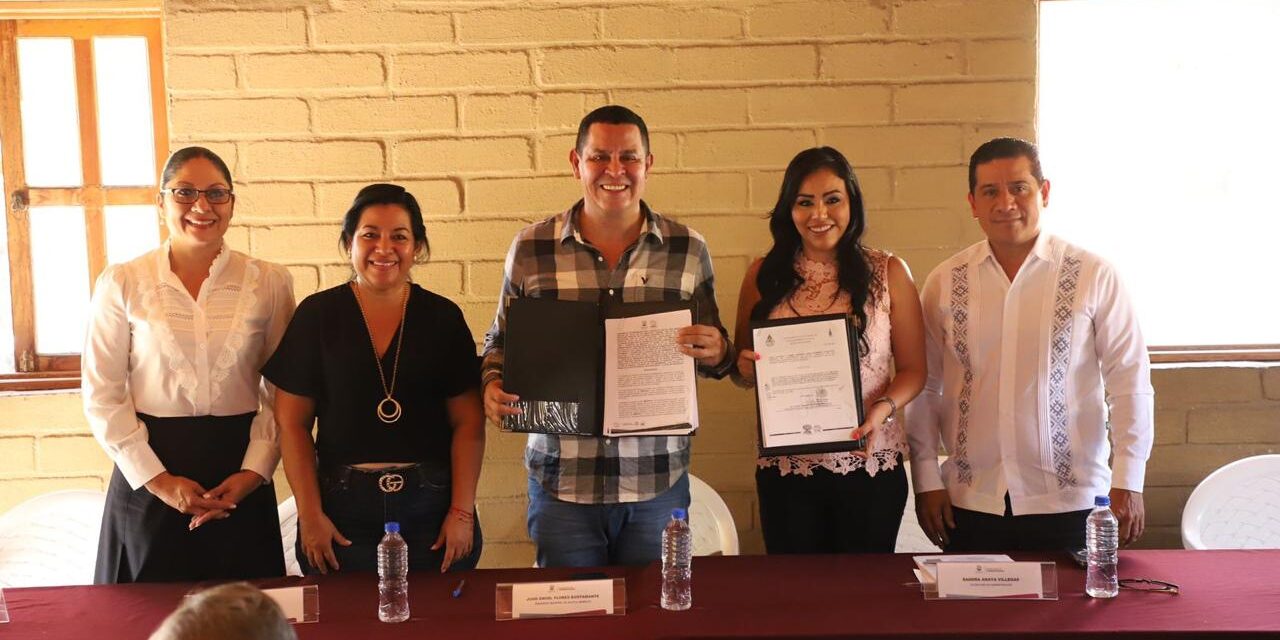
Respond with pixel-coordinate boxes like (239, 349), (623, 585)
(750, 313), (864, 456)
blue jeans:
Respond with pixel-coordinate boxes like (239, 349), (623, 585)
(527, 473), (690, 568)
(298, 464), (482, 574)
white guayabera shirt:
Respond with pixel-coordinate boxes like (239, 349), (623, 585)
(82, 243), (295, 489)
(906, 233), (1154, 516)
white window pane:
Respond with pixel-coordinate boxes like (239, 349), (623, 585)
(17, 38), (83, 188)
(105, 205), (160, 265)
(94, 37), (156, 187)
(1039, 0), (1280, 347)
(30, 206), (90, 354)
(0, 142), (13, 372)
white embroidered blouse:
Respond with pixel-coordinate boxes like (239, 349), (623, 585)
(757, 248), (905, 478)
(82, 244), (295, 489)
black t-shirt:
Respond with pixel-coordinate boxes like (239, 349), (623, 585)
(262, 283), (479, 467)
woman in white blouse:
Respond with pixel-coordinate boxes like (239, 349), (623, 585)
(83, 147), (295, 583)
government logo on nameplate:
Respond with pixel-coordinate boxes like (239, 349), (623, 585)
(495, 578), (626, 620)
(931, 561), (1058, 600)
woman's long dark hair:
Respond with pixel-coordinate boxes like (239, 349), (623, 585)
(752, 147), (875, 353)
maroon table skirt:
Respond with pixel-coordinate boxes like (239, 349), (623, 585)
(4, 550), (1279, 639)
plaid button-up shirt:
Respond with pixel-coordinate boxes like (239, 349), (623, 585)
(481, 201), (732, 504)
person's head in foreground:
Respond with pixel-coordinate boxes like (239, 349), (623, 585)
(149, 582), (297, 640)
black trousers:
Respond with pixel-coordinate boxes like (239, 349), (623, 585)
(946, 493), (1090, 553)
(94, 413), (284, 584)
(756, 459), (907, 554)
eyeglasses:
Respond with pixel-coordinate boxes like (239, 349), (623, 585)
(162, 187), (233, 205)
(1119, 578), (1179, 595)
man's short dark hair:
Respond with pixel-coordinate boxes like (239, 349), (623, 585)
(575, 105), (650, 155)
(968, 137), (1045, 193)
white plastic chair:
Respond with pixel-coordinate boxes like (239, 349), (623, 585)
(278, 496), (302, 576)
(0, 490), (107, 587)
(1182, 454), (1280, 550)
(688, 473), (739, 556)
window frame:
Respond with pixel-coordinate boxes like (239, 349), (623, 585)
(0, 16), (167, 390)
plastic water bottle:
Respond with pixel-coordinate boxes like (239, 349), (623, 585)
(1085, 495), (1119, 598)
(660, 508), (692, 611)
(377, 521), (410, 622)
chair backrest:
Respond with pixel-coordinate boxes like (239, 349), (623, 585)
(0, 490), (107, 587)
(688, 473), (739, 556)
(278, 496), (302, 576)
(1182, 454), (1280, 550)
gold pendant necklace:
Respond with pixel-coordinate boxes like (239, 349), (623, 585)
(352, 281), (408, 425)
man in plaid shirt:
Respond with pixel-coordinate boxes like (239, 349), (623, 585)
(481, 105), (734, 568)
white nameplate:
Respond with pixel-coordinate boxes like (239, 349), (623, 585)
(510, 579), (615, 619)
(935, 561), (1044, 599)
(261, 585), (319, 624)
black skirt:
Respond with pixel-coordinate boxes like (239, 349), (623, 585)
(94, 413), (285, 584)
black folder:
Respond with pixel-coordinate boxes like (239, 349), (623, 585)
(502, 296), (696, 437)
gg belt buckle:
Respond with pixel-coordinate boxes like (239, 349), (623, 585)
(377, 472), (405, 494)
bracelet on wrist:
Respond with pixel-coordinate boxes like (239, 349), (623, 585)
(873, 396), (898, 426)
(448, 506), (475, 523)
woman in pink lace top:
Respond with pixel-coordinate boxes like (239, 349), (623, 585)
(733, 147), (927, 553)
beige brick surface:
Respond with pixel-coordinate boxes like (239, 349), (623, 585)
(541, 47), (676, 86)
(463, 95), (537, 132)
(963, 123), (1037, 151)
(167, 10), (305, 48)
(823, 42), (963, 80)
(896, 82), (1035, 123)
(750, 86), (892, 125)
(287, 264), (320, 299)
(0, 393), (87, 433)
(894, 166), (969, 206)
(823, 125), (964, 166)
(538, 92), (607, 130)
(411, 261), (464, 297)
(315, 180), (461, 219)
(0, 437), (36, 474)
(235, 182), (314, 219)
(397, 52), (532, 90)
(244, 53), (384, 90)
(536, 133), (579, 172)
(605, 6), (742, 40)
(866, 208), (965, 249)
(894, 0), (1037, 36)
(468, 261), (507, 298)
(246, 141), (385, 179)
(643, 172), (749, 213)
(428, 219), (533, 258)
(1153, 367), (1262, 406)
(683, 130), (816, 168)
(1143, 486), (1194, 528)
(1146, 444), (1279, 487)
(477, 462), (528, 500)
(315, 96), (456, 134)
(747, 170), (786, 211)
(689, 453), (760, 492)
(459, 7), (598, 43)
(477, 541), (535, 569)
(1187, 406), (1280, 444)
(676, 45), (817, 82)
(312, 10), (452, 45)
(1154, 410), (1187, 445)
(253, 224), (343, 262)
(968, 39), (1037, 77)
(467, 176), (579, 215)
(0, 477), (105, 515)
(749, 1), (889, 37)
(167, 55), (237, 91)
(484, 422), (529, 461)
(36, 435), (110, 476)
(680, 214), (772, 255)
(395, 137), (533, 174)
(1262, 367), (1280, 400)
(612, 89), (749, 127)
(171, 98), (309, 136)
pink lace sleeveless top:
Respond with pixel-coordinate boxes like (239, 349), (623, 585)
(757, 248), (904, 477)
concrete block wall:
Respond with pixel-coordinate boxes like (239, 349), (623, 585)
(0, 0), (1275, 568)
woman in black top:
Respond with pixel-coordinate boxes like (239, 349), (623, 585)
(263, 184), (484, 573)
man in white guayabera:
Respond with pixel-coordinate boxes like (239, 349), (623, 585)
(907, 137), (1154, 552)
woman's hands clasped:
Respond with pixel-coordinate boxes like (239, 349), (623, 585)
(145, 471), (237, 525)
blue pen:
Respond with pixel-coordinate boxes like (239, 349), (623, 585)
(451, 579), (466, 598)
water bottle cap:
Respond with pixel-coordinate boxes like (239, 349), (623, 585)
(1094, 495), (1111, 507)
(671, 508), (687, 521)
(384, 521), (400, 533)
